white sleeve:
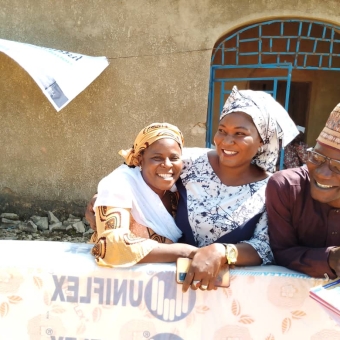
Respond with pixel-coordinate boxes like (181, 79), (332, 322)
(94, 174), (133, 209)
(181, 147), (210, 170)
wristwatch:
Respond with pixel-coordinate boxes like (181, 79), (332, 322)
(223, 244), (238, 265)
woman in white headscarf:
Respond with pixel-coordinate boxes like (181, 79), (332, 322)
(175, 86), (298, 292)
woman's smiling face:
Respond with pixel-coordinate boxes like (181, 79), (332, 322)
(138, 138), (183, 197)
(213, 111), (263, 168)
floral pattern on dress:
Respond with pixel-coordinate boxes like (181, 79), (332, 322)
(181, 148), (274, 264)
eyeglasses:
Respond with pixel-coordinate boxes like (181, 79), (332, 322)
(307, 147), (340, 174)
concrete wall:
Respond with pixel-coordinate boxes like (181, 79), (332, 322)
(1, 0), (340, 210)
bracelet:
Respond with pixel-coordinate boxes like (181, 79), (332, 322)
(222, 243), (238, 265)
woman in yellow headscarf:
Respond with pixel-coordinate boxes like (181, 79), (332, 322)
(90, 122), (197, 268)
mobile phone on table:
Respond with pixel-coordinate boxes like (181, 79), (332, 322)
(176, 257), (230, 288)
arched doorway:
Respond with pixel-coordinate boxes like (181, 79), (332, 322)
(207, 19), (340, 167)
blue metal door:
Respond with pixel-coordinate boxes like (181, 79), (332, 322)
(207, 19), (340, 169)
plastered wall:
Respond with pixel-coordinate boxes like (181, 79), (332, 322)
(1, 0), (340, 206)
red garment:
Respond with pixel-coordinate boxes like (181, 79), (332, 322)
(284, 141), (308, 169)
(267, 167), (340, 278)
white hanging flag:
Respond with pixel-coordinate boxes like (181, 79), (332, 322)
(0, 38), (109, 111)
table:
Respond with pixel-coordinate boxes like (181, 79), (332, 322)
(0, 240), (339, 340)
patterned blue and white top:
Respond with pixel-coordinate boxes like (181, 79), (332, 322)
(175, 147), (274, 265)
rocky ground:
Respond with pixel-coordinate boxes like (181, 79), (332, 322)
(0, 211), (93, 243)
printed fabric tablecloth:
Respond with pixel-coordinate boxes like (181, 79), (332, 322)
(0, 240), (339, 340)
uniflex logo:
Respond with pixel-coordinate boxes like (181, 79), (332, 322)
(144, 272), (196, 322)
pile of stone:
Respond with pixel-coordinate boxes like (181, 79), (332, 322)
(0, 212), (94, 243)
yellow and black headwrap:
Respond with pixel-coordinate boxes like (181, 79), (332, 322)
(119, 122), (184, 166)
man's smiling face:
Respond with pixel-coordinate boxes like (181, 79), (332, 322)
(307, 142), (340, 208)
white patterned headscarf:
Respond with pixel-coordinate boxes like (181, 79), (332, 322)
(220, 86), (299, 172)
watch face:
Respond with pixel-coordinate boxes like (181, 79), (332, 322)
(227, 246), (237, 264)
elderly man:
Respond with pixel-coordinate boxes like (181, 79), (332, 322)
(267, 103), (340, 279)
